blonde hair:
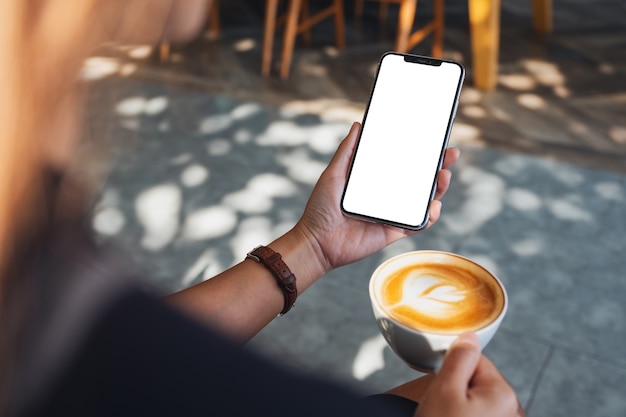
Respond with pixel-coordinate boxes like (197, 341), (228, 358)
(3, 0), (202, 410)
(0, 2), (203, 412)
(0, 0), (97, 290)
(0, 0), (190, 297)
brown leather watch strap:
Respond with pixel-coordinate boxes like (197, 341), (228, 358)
(246, 245), (297, 316)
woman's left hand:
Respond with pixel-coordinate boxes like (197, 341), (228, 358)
(295, 122), (460, 273)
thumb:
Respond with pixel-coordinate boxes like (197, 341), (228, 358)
(327, 122), (360, 177)
(435, 332), (482, 394)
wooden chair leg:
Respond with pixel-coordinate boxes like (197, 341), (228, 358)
(333, 0), (346, 49)
(264, 0), (345, 78)
(355, 0), (364, 17)
(532, 0), (552, 34)
(280, 0), (303, 79)
(159, 43), (171, 61)
(379, 1), (389, 21)
(432, 0), (444, 57)
(263, 0), (279, 76)
(396, 0), (417, 53)
(300, 0), (312, 45)
(207, 0), (221, 39)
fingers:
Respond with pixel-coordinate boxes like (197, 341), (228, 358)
(434, 169), (452, 200)
(472, 352), (505, 386)
(472, 355), (524, 416)
(426, 200), (442, 227)
(432, 147), (458, 202)
(435, 332), (482, 396)
(442, 147), (460, 170)
(418, 332), (525, 417)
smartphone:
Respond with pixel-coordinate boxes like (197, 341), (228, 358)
(340, 52), (464, 230)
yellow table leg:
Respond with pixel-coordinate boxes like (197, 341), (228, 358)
(469, 0), (501, 90)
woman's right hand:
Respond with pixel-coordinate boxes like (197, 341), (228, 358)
(295, 122), (460, 274)
(416, 333), (526, 417)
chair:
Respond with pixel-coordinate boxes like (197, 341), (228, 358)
(263, 0), (346, 79)
(532, 0), (552, 34)
(354, 0), (444, 57)
(159, 0), (221, 61)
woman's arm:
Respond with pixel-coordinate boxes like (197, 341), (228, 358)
(166, 123), (460, 342)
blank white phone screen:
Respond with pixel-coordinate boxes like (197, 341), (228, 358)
(342, 54), (463, 229)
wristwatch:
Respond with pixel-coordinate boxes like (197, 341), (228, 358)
(246, 245), (297, 316)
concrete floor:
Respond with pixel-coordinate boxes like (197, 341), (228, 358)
(82, 1), (626, 416)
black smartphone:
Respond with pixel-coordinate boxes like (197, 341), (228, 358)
(340, 52), (464, 230)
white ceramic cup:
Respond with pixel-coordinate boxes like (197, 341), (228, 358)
(369, 251), (507, 373)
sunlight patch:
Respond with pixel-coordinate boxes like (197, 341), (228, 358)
(92, 207), (126, 236)
(608, 126), (626, 144)
(462, 105), (487, 119)
(352, 334), (388, 380)
(517, 93), (545, 110)
(522, 59), (565, 87)
(181, 164), (210, 187)
(459, 87), (482, 104)
(511, 238), (543, 257)
(547, 198), (593, 222)
(276, 150), (326, 185)
(230, 217), (275, 260)
(182, 206), (237, 241)
(135, 184), (182, 250)
(81, 57), (120, 80)
(506, 188), (542, 211)
(550, 166), (584, 187)
(257, 121), (308, 146)
(594, 182), (624, 201)
(308, 124), (346, 154)
(119, 63), (137, 76)
(199, 114), (233, 134)
(449, 122), (481, 145)
(116, 97), (146, 116)
(144, 97), (168, 115)
(234, 129), (253, 144)
(171, 153), (193, 165)
(231, 103), (263, 120)
(233, 38), (256, 52)
(280, 99), (365, 124)
(127, 45), (152, 59)
(443, 167), (505, 234)
(206, 138), (232, 156)
(498, 74), (536, 91)
(248, 173), (298, 197)
(222, 190), (273, 214)
(180, 249), (224, 287)
(222, 174), (297, 214)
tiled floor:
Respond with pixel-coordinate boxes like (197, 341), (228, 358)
(83, 1), (626, 416)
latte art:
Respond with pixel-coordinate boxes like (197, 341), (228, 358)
(380, 262), (504, 333)
(394, 273), (470, 316)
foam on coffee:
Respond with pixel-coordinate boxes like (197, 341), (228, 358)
(377, 254), (505, 334)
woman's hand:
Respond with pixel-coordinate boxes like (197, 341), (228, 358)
(416, 333), (526, 417)
(168, 122), (459, 340)
(295, 122), (460, 272)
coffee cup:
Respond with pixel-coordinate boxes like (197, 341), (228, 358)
(369, 250), (507, 373)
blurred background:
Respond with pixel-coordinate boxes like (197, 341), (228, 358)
(80, 1), (626, 416)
